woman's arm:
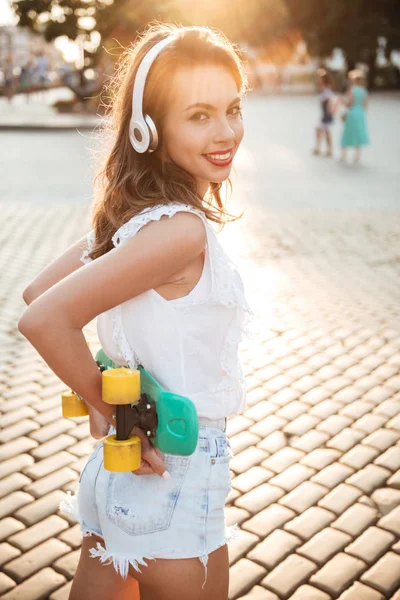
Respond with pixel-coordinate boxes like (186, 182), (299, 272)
(18, 212), (206, 470)
(23, 234), (89, 305)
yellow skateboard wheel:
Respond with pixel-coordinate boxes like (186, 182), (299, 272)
(61, 391), (89, 417)
(103, 435), (141, 471)
(102, 368), (141, 405)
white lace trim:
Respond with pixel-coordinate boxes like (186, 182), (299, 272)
(80, 230), (95, 265)
(111, 304), (140, 368)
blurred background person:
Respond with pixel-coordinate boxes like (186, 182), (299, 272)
(312, 68), (338, 157)
(3, 55), (15, 104)
(340, 69), (370, 163)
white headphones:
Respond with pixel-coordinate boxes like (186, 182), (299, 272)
(129, 36), (175, 153)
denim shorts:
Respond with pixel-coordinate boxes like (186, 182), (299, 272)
(59, 424), (239, 588)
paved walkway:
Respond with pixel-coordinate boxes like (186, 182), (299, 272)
(0, 93), (399, 599)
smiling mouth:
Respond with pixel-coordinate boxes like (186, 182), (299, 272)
(202, 149), (234, 166)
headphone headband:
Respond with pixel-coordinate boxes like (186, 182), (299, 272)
(129, 36), (175, 153)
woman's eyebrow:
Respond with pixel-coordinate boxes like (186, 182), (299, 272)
(185, 97), (241, 111)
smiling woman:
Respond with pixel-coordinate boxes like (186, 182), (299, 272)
(19, 22), (252, 600)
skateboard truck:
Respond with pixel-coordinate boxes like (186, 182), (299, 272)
(114, 392), (158, 441)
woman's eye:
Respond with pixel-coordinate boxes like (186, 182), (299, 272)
(190, 112), (208, 121)
(230, 106), (242, 116)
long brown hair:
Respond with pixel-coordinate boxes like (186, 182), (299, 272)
(87, 23), (248, 260)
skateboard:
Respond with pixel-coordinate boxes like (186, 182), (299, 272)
(61, 347), (199, 472)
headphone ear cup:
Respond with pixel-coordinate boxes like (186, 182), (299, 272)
(145, 114), (158, 152)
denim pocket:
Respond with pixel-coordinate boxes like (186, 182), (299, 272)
(79, 443), (102, 483)
(105, 454), (190, 536)
(210, 436), (233, 465)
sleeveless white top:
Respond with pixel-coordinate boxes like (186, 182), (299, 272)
(80, 203), (253, 419)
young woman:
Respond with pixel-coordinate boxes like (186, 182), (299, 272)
(340, 69), (370, 163)
(19, 23), (252, 600)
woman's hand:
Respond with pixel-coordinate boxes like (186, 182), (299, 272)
(87, 403), (112, 440)
(130, 426), (170, 479)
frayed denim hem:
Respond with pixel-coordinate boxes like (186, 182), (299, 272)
(89, 542), (156, 579)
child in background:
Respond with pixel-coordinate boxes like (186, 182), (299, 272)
(313, 68), (338, 157)
(341, 69), (370, 163)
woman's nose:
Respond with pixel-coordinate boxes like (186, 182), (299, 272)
(213, 117), (235, 143)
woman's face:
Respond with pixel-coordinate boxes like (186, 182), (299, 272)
(161, 64), (244, 196)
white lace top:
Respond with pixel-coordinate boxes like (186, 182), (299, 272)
(80, 203), (253, 419)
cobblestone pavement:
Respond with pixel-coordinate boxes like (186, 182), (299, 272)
(0, 94), (400, 599)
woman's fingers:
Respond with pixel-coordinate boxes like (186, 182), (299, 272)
(130, 426), (169, 478)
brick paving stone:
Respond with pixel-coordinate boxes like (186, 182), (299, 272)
(4, 538), (71, 582)
(0, 437), (38, 462)
(244, 402), (278, 422)
(29, 419), (75, 443)
(283, 415), (321, 437)
(362, 386), (395, 405)
(331, 387), (364, 405)
(0, 473), (32, 498)
(57, 524), (83, 550)
(386, 414), (400, 431)
(49, 580), (73, 600)
(0, 491), (34, 519)
(228, 531), (260, 566)
(1, 567), (66, 600)
(34, 408), (64, 426)
(360, 552), (400, 596)
(340, 444), (380, 470)
(52, 549), (81, 578)
(287, 585), (331, 600)
(374, 446), (400, 471)
(269, 464), (315, 492)
(0, 419), (40, 443)
(309, 400), (343, 420)
(284, 507), (336, 541)
(250, 416), (288, 438)
(279, 482), (328, 514)
(374, 399), (400, 419)
(363, 428), (400, 452)
(268, 388), (301, 408)
(235, 484), (285, 514)
(67, 456), (88, 474)
(262, 447), (305, 474)
(227, 416), (255, 437)
(331, 503), (378, 537)
(226, 507), (251, 527)
(0, 573), (16, 596)
(385, 376), (400, 391)
(338, 582), (385, 600)
(318, 483), (363, 514)
(377, 506), (400, 536)
(246, 386), (270, 406)
(231, 432), (262, 456)
(0, 394), (40, 413)
(0, 517), (25, 542)
(345, 525), (395, 564)
(8, 515), (69, 552)
(299, 387), (332, 406)
(291, 431), (330, 453)
(30, 434), (77, 460)
(264, 375), (294, 394)
(316, 415), (353, 436)
(292, 376), (321, 394)
(340, 401), (375, 420)
(23, 451), (75, 480)
(0, 542), (22, 565)
(243, 504), (296, 538)
(371, 488), (400, 514)
(257, 431), (289, 454)
(0, 407), (37, 428)
(232, 467), (274, 493)
(261, 554), (317, 599)
(238, 586), (279, 599)
(297, 527), (351, 565)
(300, 448), (340, 470)
(66, 421), (91, 441)
(228, 558), (266, 600)
(23, 467), (78, 499)
(309, 552), (367, 597)
(248, 529), (302, 570)
(276, 401), (309, 421)
(326, 428), (364, 452)
(14, 490), (67, 526)
(230, 448), (270, 475)
(387, 469), (400, 489)
(311, 463), (355, 489)
(346, 464), (391, 494)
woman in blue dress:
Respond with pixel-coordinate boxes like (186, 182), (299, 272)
(341, 69), (369, 163)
